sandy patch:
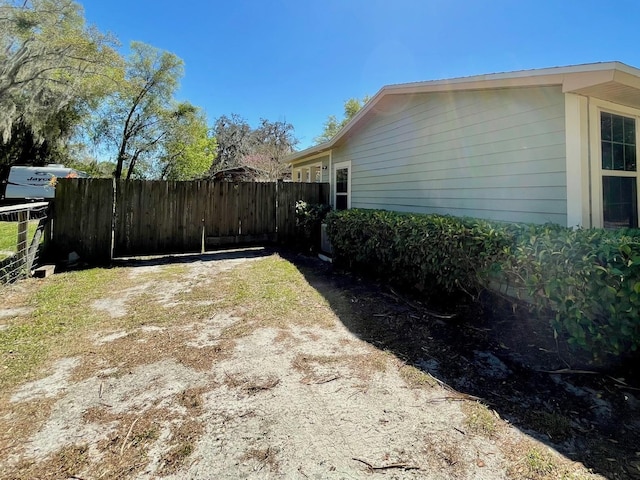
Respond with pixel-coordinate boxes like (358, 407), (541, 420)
(91, 284), (149, 318)
(9, 359), (206, 463)
(187, 312), (241, 348)
(0, 306), (34, 319)
(0, 252), (606, 480)
(11, 357), (81, 403)
(93, 330), (129, 345)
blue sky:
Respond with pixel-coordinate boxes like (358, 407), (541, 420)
(79, 0), (640, 150)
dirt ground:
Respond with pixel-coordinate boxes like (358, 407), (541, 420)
(0, 248), (637, 479)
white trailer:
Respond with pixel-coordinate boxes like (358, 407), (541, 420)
(1, 165), (89, 201)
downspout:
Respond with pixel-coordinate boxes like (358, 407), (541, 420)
(328, 150), (333, 208)
(586, 96), (593, 228)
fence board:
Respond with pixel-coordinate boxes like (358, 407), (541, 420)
(54, 180), (329, 259)
(54, 178), (114, 263)
(277, 182), (330, 243)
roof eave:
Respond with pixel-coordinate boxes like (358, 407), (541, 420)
(289, 62), (640, 165)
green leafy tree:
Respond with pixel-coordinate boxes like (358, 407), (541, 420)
(67, 158), (115, 177)
(313, 96), (370, 145)
(93, 41), (184, 180)
(157, 102), (217, 180)
(0, 0), (121, 160)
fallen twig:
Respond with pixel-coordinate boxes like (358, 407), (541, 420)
(388, 288), (420, 310)
(612, 383), (640, 392)
(120, 417), (140, 456)
(424, 395), (482, 404)
(607, 376), (640, 391)
(352, 457), (419, 471)
(539, 368), (599, 375)
(305, 375), (340, 385)
(423, 309), (457, 320)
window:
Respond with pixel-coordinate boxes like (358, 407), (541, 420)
(602, 176), (638, 228)
(600, 112), (639, 228)
(334, 161), (350, 210)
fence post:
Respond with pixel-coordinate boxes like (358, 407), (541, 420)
(109, 177), (116, 262)
(16, 210), (29, 277)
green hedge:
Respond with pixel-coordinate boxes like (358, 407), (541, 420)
(325, 209), (640, 361)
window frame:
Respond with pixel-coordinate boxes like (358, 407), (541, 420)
(589, 100), (640, 228)
(293, 163), (322, 183)
(333, 160), (351, 210)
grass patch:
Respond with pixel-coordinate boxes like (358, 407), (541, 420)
(524, 448), (557, 477)
(503, 437), (596, 480)
(526, 410), (572, 442)
(461, 401), (498, 437)
(400, 364), (438, 388)
(0, 220), (40, 259)
(130, 263), (190, 282)
(184, 256), (336, 330)
(0, 268), (120, 390)
(223, 256), (333, 327)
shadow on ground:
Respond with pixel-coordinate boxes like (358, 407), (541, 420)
(110, 246), (276, 268)
(283, 251), (640, 480)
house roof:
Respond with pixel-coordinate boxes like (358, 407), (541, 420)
(211, 165), (270, 181)
(287, 61), (640, 164)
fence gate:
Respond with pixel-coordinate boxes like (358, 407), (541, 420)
(54, 178), (329, 262)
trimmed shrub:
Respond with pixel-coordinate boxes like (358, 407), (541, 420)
(325, 209), (511, 294)
(294, 201), (331, 252)
(325, 209), (640, 362)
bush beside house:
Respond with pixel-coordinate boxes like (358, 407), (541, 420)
(325, 209), (640, 363)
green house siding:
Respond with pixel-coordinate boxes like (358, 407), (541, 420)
(331, 86), (567, 225)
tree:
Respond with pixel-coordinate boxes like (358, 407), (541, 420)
(93, 41), (184, 179)
(156, 102), (217, 180)
(210, 114), (252, 172)
(67, 158), (115, 177)
(0, 106), (81, 166)
(313, 95), (370, 145)
(0, 0), (121, 152)
(209, 115), (299, 180)
(244, 118), (298, 180)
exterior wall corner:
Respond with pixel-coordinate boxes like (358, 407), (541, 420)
(564, 93), (591, 228)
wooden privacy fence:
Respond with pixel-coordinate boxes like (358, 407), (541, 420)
(53, 179), (329, 262)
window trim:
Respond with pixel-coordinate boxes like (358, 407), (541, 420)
(311, 163), (322, 183)
(333, 160), (351, 209)
(293, 163), (322, 183)
(589, 99), (640, 228)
